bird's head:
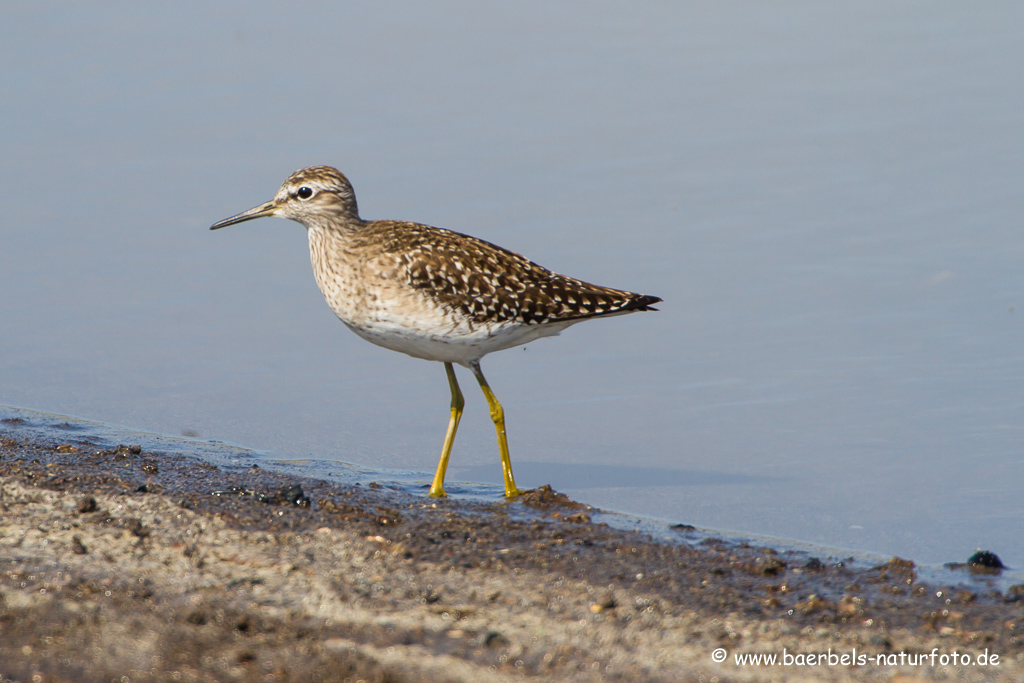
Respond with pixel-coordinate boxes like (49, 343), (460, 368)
(210, 165), (360, 231)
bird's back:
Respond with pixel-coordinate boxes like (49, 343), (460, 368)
(365, 219), (660, 324)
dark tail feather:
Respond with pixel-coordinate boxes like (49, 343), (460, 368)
(621, 294), (662, 312)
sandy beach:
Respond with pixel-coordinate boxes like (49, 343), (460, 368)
(1, 414), (1022, 682)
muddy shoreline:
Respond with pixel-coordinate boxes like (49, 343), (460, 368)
(1, 415), (1022, 682)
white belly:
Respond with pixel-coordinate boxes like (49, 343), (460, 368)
(340, 309), (579, 365)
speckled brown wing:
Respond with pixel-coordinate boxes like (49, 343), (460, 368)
(370, 221), (661, 326)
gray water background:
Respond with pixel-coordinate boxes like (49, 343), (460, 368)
(2, 3), (1022, 568)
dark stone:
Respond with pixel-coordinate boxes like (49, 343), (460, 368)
(272, 484), (310, 508)
(484, 631), (508, 647)
(186, 611), (208, 625)
(967, 550), (1004, 570)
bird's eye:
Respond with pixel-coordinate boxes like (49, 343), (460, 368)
(296, 186), (314, 200)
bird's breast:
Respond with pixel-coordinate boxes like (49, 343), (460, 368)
(308, 227), (466, 340)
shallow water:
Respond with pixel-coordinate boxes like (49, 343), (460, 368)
(2, 3), (1023, 568)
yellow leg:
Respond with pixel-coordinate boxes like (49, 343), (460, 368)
(470, 361), (524, 498)
(429, 362), (464, 497)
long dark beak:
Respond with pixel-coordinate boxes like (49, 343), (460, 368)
(210, 200), (278, 230)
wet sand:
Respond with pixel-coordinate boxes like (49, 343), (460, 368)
(1, 418), (1022, 682)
